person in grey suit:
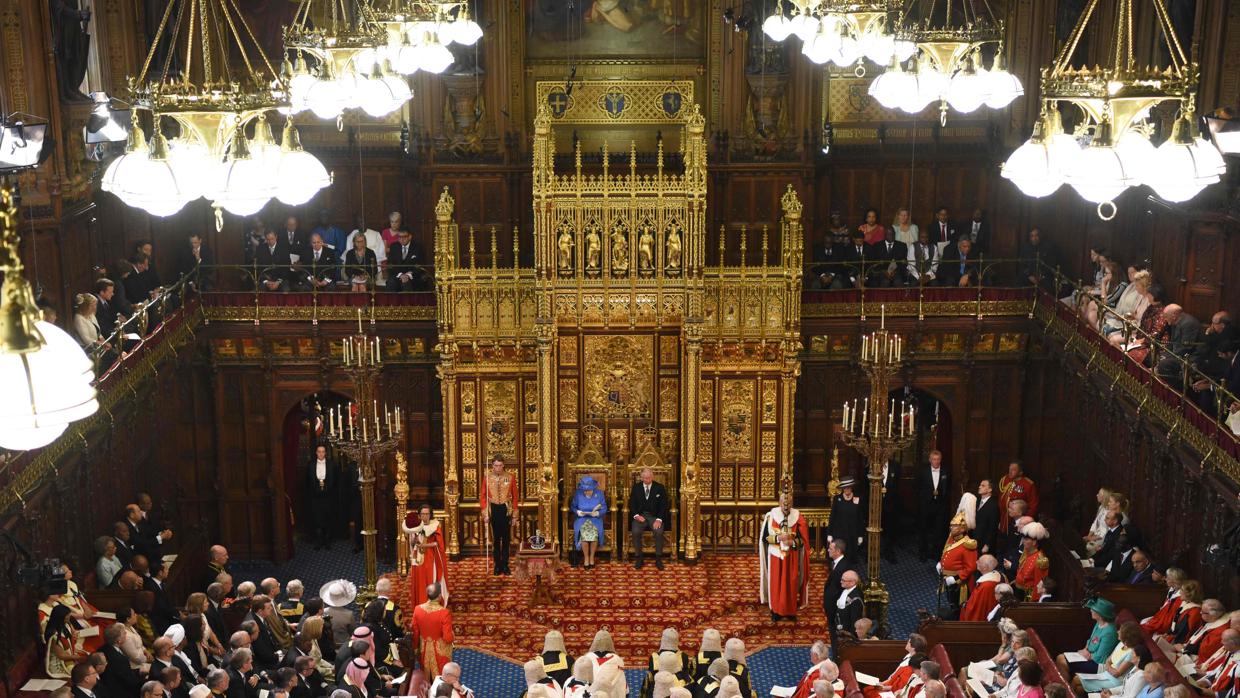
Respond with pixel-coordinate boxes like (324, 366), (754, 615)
(629, 467), (670, 570)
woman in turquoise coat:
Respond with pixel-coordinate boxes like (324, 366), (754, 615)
(572, 476), (607, 568)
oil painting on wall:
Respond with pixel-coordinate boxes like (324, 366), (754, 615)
(527, 0), (705, 60)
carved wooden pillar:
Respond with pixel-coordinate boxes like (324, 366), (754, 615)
(535, 320), (558, 548)
(681, 321), (703, 563)
(438, 354), (461, 558)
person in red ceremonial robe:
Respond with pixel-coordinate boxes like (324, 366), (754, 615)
(1195, 629), (1240, 698)
(1143, 567), (1186, 635)
(759, 493), (810, 622)
(961, 555), (1003, 621)
(403, 503), (448, 609)
(997, 461), (1038, 530)
(786, 642), (835, 698)
(862, 635), (930, 698)
(1180, 601), (1234, 670)
(939, 512), (978, 618)
(1013, 521), (1050, 601)
(411, 583), (454, 680)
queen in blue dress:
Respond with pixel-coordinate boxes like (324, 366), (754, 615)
(572, 475), (607, 568)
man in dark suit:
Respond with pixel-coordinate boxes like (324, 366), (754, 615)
(866, 228), (909, 287)
(939, 238), (980, 287)
(299, 234), (339, 292)
(101, 624), (146, 698)
(1122, 549), (1155, 585)
(94, 278), (127, 338)
(962, 208), (990, 253)
(124, 253), (160, 306)
(930, 206), (958, 251)
(244, 596), (283, 674)
(838, 229), (871, 289)
(1090, 510), (1122, 564)
(112, 521), (136, 572)
(306, 444), (336, 550)
(71, 660), (101, 698)
(175, 233), (213, 292)
(291, 655), (326, 698)
(821, 539), (857, 658)
(974, 479), (1000, 556)
(835, 570), (865, 642)
(629, 466), (671, 569)
(225, 649), (261, 698)
(878, 459), (901, 563)
(811, 231), (843, 289)
(386, 230), (422, 291)
(149, 636), (175, 681)
(144, 564), (179, 634)
(126, 503), (171, 563)
(915, 450), (952, 561)
(281, 216), (309, 262)
(1105, 528), (1137, 582)
(255, 231), (292, 292)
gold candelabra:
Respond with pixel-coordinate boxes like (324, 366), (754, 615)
(326, 310), (403, 603)
(839, 305), (916, 637)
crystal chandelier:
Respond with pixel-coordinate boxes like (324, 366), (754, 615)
(1001, 0), (1223, 217)
(867, 0), (1023, 124)
(284, 0), (412, 121)
(762, 0), (915, 71)
(101, 0), (331, 222)
(370, 1), (482, 76)
(0, 184), (98, 451)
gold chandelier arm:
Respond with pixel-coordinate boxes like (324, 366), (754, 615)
(137, 0), (179, 84)
(1150, 0), (1189, 71)
(225, 0), (282, 83)
(1051, 0), (1101, 74)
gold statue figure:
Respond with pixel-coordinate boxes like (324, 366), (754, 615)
(557, 226), (574, 273)
(638, 223), (655, 271)
(585, 226), (602, 270)
(611, 227), (630, 273)
(666, 222), (683, 271)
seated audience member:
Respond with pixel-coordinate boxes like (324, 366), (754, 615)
(1143, 567), (1187, 634)
(1193, 628), (1240, 697)
(205, 668), (230, 697)
(386, 230), (422, 292)
(524, 658), (560, 696)
(811, 679), (833, 698)
(233, 582), (257, 611)
(244, 596), (282, 673)
(1104, 661), (1165, 698)
(907, 228), (940, 286)
(101, 623), (147, 697)
(863, 635), (929, 698)
(71, 661), (100, 698)
(260, 581), (295, 652)
(321, 581), (358, 647)
(93, 278), (127, 339)
(962, 555), (1003, 621)
(587, 630), (627, 697)
(990, 647), (1038, 698)
(225, 648), (260, 698)
(72, 293), (110, 354)
(1056, 597), (1119, 679)
(695, 629), (724, 680)
(1035, 579), (1056, 603)
(724, 638), (754, 698)
(43, 603), (88, 679)
(344, 233), (378, 292)
(855, 618), (875, 641)
(1075, 622), (1149, 696)
(279, 582), (306, 629)
(298, 612), (336, 679)
(428, 662), (474, 698)
(565, 656), (593, 698)
(1013, 662), (1044, 698)
(292, 654), (327, 698)
(1123, 550), (1156, 585)
(790, 641), (834, 698)
(175, 232), (212, 292)
(539, 629), (573, 687)
(1155, 305), (1204, 389)
(1165, 580), (1205, 644)
(940, 238), (979, 287)
(301, 234), (339, 292)
(95, 535), (124, 589)
(718, 676), (743, 698)
(255, 232), (293, 292)
(1177, 601), (1230, 664)
(698, 658), (730, 698)
(1084, 488), (1115, 555)
(162, 624), (203, 686)
(186, 594), (225, 657)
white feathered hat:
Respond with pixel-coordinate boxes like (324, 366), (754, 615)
(956, 492), (977, 530)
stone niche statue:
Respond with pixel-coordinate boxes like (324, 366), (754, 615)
(50, 0), (92, 101)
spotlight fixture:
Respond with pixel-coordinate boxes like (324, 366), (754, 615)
(0, 118), (53, 171)
(84, 92), (131, 145)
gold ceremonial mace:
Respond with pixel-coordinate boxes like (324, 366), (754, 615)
(839, 305), (916, 637)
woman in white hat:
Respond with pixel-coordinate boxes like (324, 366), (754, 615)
(320, 579), (359, 647)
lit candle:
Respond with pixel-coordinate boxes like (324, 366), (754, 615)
(900, 404), (905, 437)
(843, 402), (850, 430)
(348, 404), (354, 439)
(881, 303), (886, 329)
(342, 338), (348, 365)
(357, 308), (363, 334)
(862, 336), (868, 361)
(376, 337), (382, 363)
(375, 412), (381, 439)
(362, 414), (368, 442)
(888, 406), (893, 436)
(861, 398), (868, 434)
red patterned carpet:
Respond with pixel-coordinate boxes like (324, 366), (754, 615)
(387, 554), (829, 665)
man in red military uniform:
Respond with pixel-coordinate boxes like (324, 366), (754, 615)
(997, 461), (1038, 530)
(481, 455), (520, 575)
(411, 583), (454, 680)
(961, 555), (1003, 621)
(938, 512), (977, 619)
(1013, 521), (1050, 601)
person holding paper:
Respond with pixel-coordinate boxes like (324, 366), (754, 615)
(571, 476), (607, 569)
(788, 645), (838, 698)
(861, 635), (930, 698)
(1076, 622), (1148, 695)
(1056, 597), (1119, 680)
(760, 493), (811, 621)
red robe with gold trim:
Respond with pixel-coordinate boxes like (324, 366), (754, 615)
(759, 507), (811, 617)
(1013, 547), (1049, 597)
(862, 660), (917, 698)
(791, 660), (834, 698)
(939, 535), (978, 605)
(961, 571), (1003, 621)
(998, 475), (1039, 529)
(411, 600), (454, 680)
(403, 516), (448, 609)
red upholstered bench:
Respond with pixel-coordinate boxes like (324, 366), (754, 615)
(840, 661), (867, 698)
(1025, 628), (1071, 688)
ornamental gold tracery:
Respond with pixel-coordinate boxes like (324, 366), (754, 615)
(432, 87), (804, 559)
